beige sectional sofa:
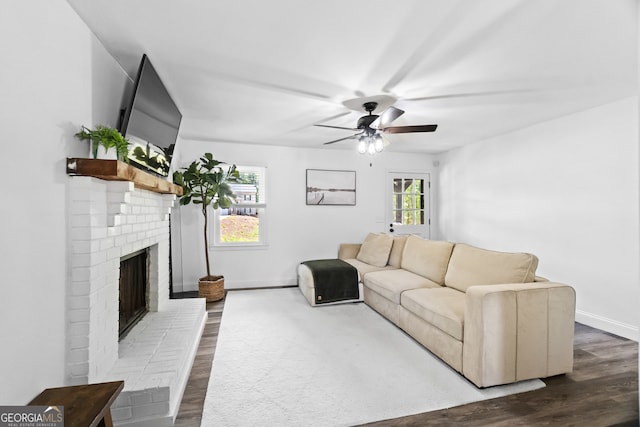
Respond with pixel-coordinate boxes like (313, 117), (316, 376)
(336, 233), (576, 388)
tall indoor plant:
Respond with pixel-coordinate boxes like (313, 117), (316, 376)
(173, 153), (238, 301)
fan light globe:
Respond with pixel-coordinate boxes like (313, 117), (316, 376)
(374, 135), (384, 152)
(357, 138), (367, 154)
(367, 141), (376, 155)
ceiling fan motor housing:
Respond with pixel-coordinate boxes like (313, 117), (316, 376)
(357, 101), (379, 134)
(357, 114), (379, 132)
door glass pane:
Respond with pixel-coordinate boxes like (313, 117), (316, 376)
(404, 210), (415, 225)
(393, 178), (403, 193)
(392, 193), (403, 210)
(392, 178), (426, 226)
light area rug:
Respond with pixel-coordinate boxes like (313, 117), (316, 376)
(201, 288), (544, 427)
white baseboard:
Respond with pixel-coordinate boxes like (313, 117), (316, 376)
(575, 309), (638, 341)
(175, 277), (298, 293)
(224, 278), (298, 290)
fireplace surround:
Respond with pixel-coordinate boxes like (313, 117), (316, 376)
(67, 177), (173, 384)
(67, 160), (206, 426)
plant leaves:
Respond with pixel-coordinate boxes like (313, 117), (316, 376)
(74, 124), (130, 161)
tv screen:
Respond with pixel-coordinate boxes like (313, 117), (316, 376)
(120, 54), (182, 176)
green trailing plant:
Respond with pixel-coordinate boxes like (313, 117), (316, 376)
(173, 153), (239, 279)
(75, 125), (130, 162)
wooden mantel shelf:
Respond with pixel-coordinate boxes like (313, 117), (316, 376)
(67, 158), (183, 196)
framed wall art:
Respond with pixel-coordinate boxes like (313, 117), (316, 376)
(306, 169), (356, 206)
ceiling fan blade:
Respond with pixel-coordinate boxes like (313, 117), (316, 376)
(371, 106), (405, 129)
(323, 133), (362, 145)
(381, 124), (438, 134)
(315, 124), (359, 131)
(405, 89), (534, 102)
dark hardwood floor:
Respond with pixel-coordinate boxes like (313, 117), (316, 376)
(174, 294), (639, 427)
(174, 297), (224, 427)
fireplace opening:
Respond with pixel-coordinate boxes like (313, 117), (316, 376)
(119, 249), (149, 339)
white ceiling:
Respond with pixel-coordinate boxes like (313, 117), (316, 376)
(66, 0), (637, 154)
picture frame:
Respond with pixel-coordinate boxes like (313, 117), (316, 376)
(306, 169), (356, 205)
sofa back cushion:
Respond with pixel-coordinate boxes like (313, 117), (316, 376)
(400, 235), (454, 285)
(388, 235), (408, 268)
(444, 243), (539, 292)
(356, 233), (394, 267)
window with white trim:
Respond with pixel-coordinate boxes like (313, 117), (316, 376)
(213, 165), (267, 246)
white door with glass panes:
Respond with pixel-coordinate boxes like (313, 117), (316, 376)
(386, 172), (430, 238)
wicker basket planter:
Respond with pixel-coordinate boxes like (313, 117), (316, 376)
(199, 275), (225, 302)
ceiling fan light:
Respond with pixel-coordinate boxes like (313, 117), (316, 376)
(367, 142), (376, 155)
(357, 138), (367, 154)
(374, 135), (384, 152)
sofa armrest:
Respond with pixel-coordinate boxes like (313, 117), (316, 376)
(338, 243), (361, 260)
(462, 282), (575, 387)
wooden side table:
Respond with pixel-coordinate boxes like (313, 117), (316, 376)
(28, 381), (124, 427)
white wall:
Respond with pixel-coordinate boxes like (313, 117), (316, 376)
(0, 0), (128, 403)
(172, 140), (435, 291)
(437, 97), (639, 339)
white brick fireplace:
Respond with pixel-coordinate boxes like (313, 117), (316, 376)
(67, 173), (206, 426)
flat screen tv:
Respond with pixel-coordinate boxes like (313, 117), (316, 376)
(119, 54), (182, 176)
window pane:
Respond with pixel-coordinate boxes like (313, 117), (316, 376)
(234, 171), (261, 204)
(217, 165), (266, 244)
(220, 210), (260, 243)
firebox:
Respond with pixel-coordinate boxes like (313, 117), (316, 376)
(119, 249), (149, 339)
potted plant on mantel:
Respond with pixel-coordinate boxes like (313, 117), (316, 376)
(173, 153), (239, 302)
(75, 125), (130, 162)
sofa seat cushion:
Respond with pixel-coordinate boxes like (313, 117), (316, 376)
(342, 258), (398, 281)
(364, 269), (440, 304)
(400, 236), (455, 285)
(444, 243), (539, 293)
(356, 233), (394, 267)
(401, 287), (465, 341)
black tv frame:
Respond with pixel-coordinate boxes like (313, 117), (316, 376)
(119, 54), (181, 177)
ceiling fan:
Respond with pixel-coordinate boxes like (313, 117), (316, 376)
(315, 100), (437, 153)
